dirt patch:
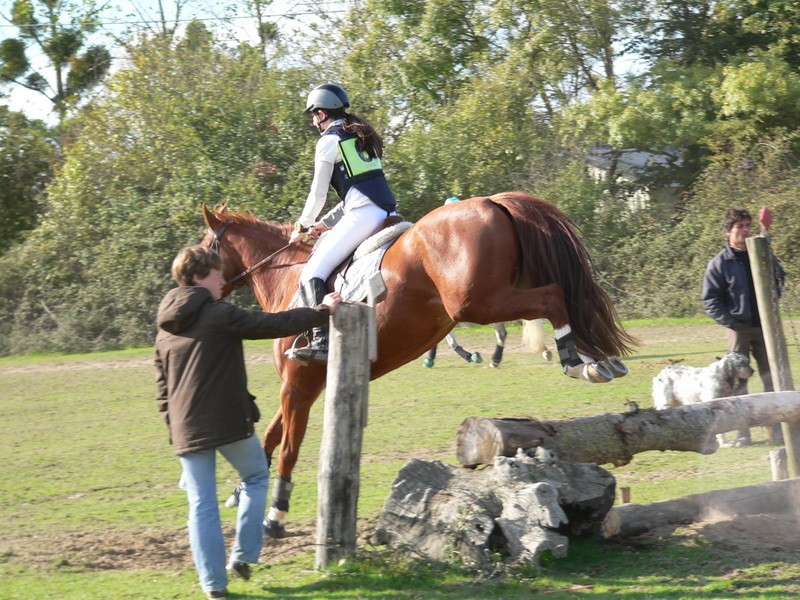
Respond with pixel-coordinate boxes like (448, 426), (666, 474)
(5, 510), (800, 574)
(0, 519), (378, 572)
(630, 512), (800, 565)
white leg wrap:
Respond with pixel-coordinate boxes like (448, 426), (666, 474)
(267, 508), (287, 523)
(554, 325), (571, 338)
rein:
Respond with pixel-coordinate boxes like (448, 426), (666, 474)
(208, 220), (294, 286)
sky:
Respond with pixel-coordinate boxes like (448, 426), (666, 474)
(1, 0), (346, 123)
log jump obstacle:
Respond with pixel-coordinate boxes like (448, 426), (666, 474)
(315, 274), (384, 570)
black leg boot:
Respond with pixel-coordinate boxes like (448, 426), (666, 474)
(292, 277), (330, 363)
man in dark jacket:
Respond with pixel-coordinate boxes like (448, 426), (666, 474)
(701, 207), (786, 446)
(155, 245), (340, 599)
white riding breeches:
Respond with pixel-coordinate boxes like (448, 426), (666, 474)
(300, 202), (389, 285)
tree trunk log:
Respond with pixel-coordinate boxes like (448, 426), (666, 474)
(456, 391), (800, 468)
(374, 450), (616, 566)
(316, 303), (370, 570)
(600, 477), (800, 538)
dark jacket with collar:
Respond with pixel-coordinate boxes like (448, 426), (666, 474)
(154, 286), (329, 455)
(701, 241), (786, 329)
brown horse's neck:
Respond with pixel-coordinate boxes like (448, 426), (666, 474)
(222, 219), (307, 313)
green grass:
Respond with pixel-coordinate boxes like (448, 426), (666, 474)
(2, 318), (800, 598)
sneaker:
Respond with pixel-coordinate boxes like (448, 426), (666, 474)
(227, 561), (251, 581)
(206, 589), (227, 599)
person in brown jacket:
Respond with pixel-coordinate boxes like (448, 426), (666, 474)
(154, 245), (340, 599)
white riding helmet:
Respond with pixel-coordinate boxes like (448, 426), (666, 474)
(304, 83), (350, 113)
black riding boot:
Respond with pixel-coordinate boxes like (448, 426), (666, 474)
(292, 278), (329, 363)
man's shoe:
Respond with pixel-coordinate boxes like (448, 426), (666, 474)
(227, 561), (252, 581)
(206, 589), (227, 599)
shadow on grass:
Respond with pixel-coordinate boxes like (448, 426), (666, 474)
(234, 531), (800, 599)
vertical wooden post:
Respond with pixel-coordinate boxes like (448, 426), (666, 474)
(315, 302), (371, 570)
(747, 236), (800, 476)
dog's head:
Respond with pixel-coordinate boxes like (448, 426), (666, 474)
(717, 352), (755, 386)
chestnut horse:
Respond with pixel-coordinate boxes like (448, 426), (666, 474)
(201, 191), (635, 537)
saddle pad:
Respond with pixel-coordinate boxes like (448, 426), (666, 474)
(335, 221), (413, 301)
(289, 221), (413, 307)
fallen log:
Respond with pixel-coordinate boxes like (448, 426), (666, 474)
(373, 449), (616, 566)
(600, 477), (800, 538)
(456, 391), (800, 468)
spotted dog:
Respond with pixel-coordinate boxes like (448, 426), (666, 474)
(652, 352), (754, 447)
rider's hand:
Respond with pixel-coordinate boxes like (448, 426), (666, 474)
(290, 222), (311, 244)
(309, 222), (328, 238)
(322, 292), (342, 313)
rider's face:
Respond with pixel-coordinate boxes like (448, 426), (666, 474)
(311, 110), (330, 132)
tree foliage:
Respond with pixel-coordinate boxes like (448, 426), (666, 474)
(0, 106), (56, 250)
(0, 0), (112, 123)
(0, 25), (317, 353)
(2, 1), (800, 355)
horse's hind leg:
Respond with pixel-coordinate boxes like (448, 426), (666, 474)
(490, 323), (507, 367)
(452, 283), (615, 383)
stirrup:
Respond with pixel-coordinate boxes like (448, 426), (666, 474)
(292, 344), (328, 363)
(284, 333), (311, 365)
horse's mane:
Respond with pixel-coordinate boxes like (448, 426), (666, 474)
(212, 207), (294, 239)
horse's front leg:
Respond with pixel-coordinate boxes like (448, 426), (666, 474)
(225, 406), (284, 509)
(262, 407), (283, 461)
(264, 373), (325, 539)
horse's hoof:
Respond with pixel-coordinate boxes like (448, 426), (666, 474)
(542, 349), (553, 362)
(224, 484), (242, 508)
(563, 362), (614, 383)
(422, 358), (434, 368)
(264, 518), (287, 539)
(601, 358), (628, 377)
(470, 352), (483, 364)
(490, 361), (500, 368)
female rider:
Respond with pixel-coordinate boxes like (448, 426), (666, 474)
(288, 83), (397, 362)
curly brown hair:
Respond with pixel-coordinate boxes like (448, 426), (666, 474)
(171, 245), (224, 286)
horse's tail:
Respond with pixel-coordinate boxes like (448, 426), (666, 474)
(489, 192), (637, 358)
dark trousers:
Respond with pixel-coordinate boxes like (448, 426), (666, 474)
(726, 325), (780, 443)
(725, 325), (774, 394)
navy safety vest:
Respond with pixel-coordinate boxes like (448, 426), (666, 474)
(326, 124), (396, 213)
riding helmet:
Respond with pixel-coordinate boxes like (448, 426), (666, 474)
(304, 83), (350, 113)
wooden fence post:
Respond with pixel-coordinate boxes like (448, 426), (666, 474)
(747, 236), (800, 476)
(315, 302), (371, 570)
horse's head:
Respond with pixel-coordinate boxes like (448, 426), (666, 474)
(200, 204), (246, 297)
(200, 204), (305, 304)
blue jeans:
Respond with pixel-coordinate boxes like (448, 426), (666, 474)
(179, 434), (269, 592)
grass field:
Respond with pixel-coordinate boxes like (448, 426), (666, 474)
(2, 318), (800, 599)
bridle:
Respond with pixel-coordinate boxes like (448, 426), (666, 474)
(207, 220), (294, 287)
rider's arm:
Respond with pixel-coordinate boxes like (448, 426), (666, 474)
(297, 136), (337, 229)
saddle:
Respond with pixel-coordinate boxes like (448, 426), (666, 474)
(293, 216), (412, 307)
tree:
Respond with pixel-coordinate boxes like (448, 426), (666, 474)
(0, 24), (315, 354)
(0, 0), (111, 123)
(0, 106), (56, 250)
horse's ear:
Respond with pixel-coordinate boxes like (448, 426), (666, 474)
(202, 204), (215, 227)
(202, 203), (227, 227)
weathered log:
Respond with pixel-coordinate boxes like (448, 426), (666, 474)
(600, 477), (800, 538)
(316, 303), (370, 570)
(373, 449), (616, 566)
(457, 391), (800, 468)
